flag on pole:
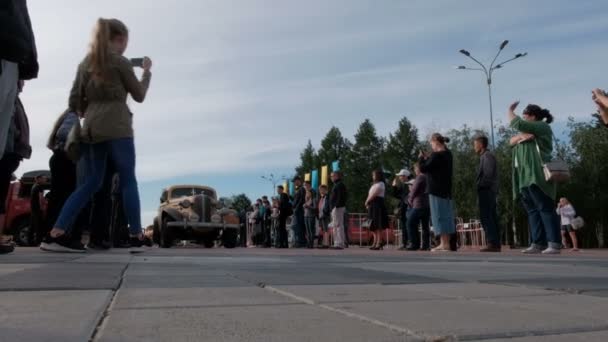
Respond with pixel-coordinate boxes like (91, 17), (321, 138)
(332, 160), (340, 172)
(321, 165), (329, 186)
(304, 173), (311, 182)
(311, 170), (319, 190)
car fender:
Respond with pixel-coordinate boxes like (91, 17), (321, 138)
(162, 208), (183, 221)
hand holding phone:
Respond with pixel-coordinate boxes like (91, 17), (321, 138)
(130, 58), (144, 68)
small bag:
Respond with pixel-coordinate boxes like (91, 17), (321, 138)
(64, 118), (82, 162)
(571, 216), (585, 230)
(535, 142), (570, 183)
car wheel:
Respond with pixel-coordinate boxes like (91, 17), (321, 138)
(222, 229), (238, 249)
(160, 217), (174, 248)
(202, 239), (215, 248)
(152, 218), (161, 245)
(13, 218), (32, 247)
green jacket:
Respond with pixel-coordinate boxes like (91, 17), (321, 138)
(69, 53), (151, 143)
(510, 116), (556, 200)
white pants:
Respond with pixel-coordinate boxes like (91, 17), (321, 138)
(332, 207), (346, 248)
(0, 60), (19, 158)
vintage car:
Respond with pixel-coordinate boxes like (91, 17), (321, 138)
(153, 185), (240, 248)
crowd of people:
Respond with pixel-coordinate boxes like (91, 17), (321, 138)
(1, 2), (607, 255)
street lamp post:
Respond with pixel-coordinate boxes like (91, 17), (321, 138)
(261, 174), (287, 195)
(456, 40), (527, 149)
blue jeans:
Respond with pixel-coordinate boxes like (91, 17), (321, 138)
(520, 185), (560, 247)
(54, 138), (142, 236)
(407, 207), (431, 249)
(478, 189), (500, 246)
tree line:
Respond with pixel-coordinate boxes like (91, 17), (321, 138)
(289, 115), (608, 248)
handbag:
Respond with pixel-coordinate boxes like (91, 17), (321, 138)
(535, 141), (570, 183)
(571, 216), (585, 230)
(64, 118), (82, 162)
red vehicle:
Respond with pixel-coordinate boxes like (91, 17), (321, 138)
(2, 170), (50, 246)
(333, 213), (398, 245)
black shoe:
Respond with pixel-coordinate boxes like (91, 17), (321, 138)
(129, 236), (153, 253)
(330, 246), (344, 250)
(40, 235), (86, 253)
(406, 246), (420, 251)
(86, 240), (111, 251)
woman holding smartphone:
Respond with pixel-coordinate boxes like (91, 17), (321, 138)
(41, 18), (152, 253)
(419, 133), (456, 252)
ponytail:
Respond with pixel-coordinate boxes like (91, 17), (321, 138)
(88, 18), (129, 81)
(523, 104), (554, 124)
(431, 133), (450, 146)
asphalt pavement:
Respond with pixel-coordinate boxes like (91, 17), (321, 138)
(2, 246), (608, 342)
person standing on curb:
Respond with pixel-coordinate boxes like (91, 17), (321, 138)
(392, 169), (411, 250)
(330, 171), (347, 250)
(474, 135), (501, 252)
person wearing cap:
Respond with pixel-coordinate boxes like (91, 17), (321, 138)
(292, 176), (306, 248)
(392, 169), (411, 250)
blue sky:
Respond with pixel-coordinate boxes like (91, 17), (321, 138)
(19, 0), (608, 225)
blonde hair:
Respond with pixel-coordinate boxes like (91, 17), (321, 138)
(89, 18), (128, 80)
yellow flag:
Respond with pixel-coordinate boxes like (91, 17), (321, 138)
(304, 173), (311, 182)
(321, 165), (329, 186)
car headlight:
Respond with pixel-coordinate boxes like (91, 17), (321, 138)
(188, 213), (199, 222)
(180, 199), (192, 208)
(211, 214), (222, 224)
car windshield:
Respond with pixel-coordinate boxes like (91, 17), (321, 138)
(170, 188), (215, 199)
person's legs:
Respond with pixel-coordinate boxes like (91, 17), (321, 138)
(305, 217), (315, 247)
(108, 138), (142, 237)
(45, 151), (77, 239)
(332, 208), (345, 248)
(406, 208), (421, 249)
(528, 185), (561, 248)
(0, 60), (19, 158)
(520, 187), (546, 250)
(278, 216), (288, 248)
(561, 229), (569, 248)
(420, 208), (431, 250)
(569, 229), (579, 251)
(400, 209), (408, 247)
(52, 143), (108, 234)
(478, 189), (500, 247)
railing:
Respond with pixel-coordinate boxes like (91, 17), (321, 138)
(456, 218), (487, 249)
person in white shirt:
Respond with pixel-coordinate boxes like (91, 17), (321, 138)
(556, 197), (579, 251)
(365, 169), (388, 250)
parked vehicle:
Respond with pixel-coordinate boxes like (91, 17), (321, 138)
(2, 170), (50, 246)
(153, 185), (241, 248)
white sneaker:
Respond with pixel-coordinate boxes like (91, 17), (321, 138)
(522, 246), (542, 254)
(541, 247), (561, 255)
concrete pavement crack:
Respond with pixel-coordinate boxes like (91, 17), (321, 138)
(88, 259), (131, 342)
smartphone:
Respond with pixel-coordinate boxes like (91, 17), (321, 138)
(130, 58), (144, 68)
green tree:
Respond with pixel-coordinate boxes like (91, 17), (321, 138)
(295, 140), (318, 177)
(383, 117), (420, 174)
(230, 194), (252, 214)
(344, 119), (384, 212)
(317, 126), (351, 167)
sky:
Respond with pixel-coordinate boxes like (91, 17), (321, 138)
(18, 0), (608, 226)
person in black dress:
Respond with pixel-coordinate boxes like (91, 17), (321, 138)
(365, 169), (388, 250)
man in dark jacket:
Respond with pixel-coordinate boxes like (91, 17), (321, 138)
(1, 0), (38, 158)
(292, 176), (306, 247)
(474, 136), (501, 252)
(277, 185), (292, 248)
(392, 169), (411, 250)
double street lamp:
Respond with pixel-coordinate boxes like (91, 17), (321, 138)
(456, 40), (527, 149)
(261, 173), (287, 195)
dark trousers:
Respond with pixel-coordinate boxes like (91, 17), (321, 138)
(304, 216), (316, 247)
(46, 151), (86, 244)
(277, 216), (288, 248)
(294, 209), (305, 246)
(262, 219), (272, 247)
(399, 208), (408, 246)
(520, 185), (560, 246)
(407, 207), (431, 249)
(478, 189), (501, 246)
(89, 168), (112, 245)
(0, 154), (21, 215)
